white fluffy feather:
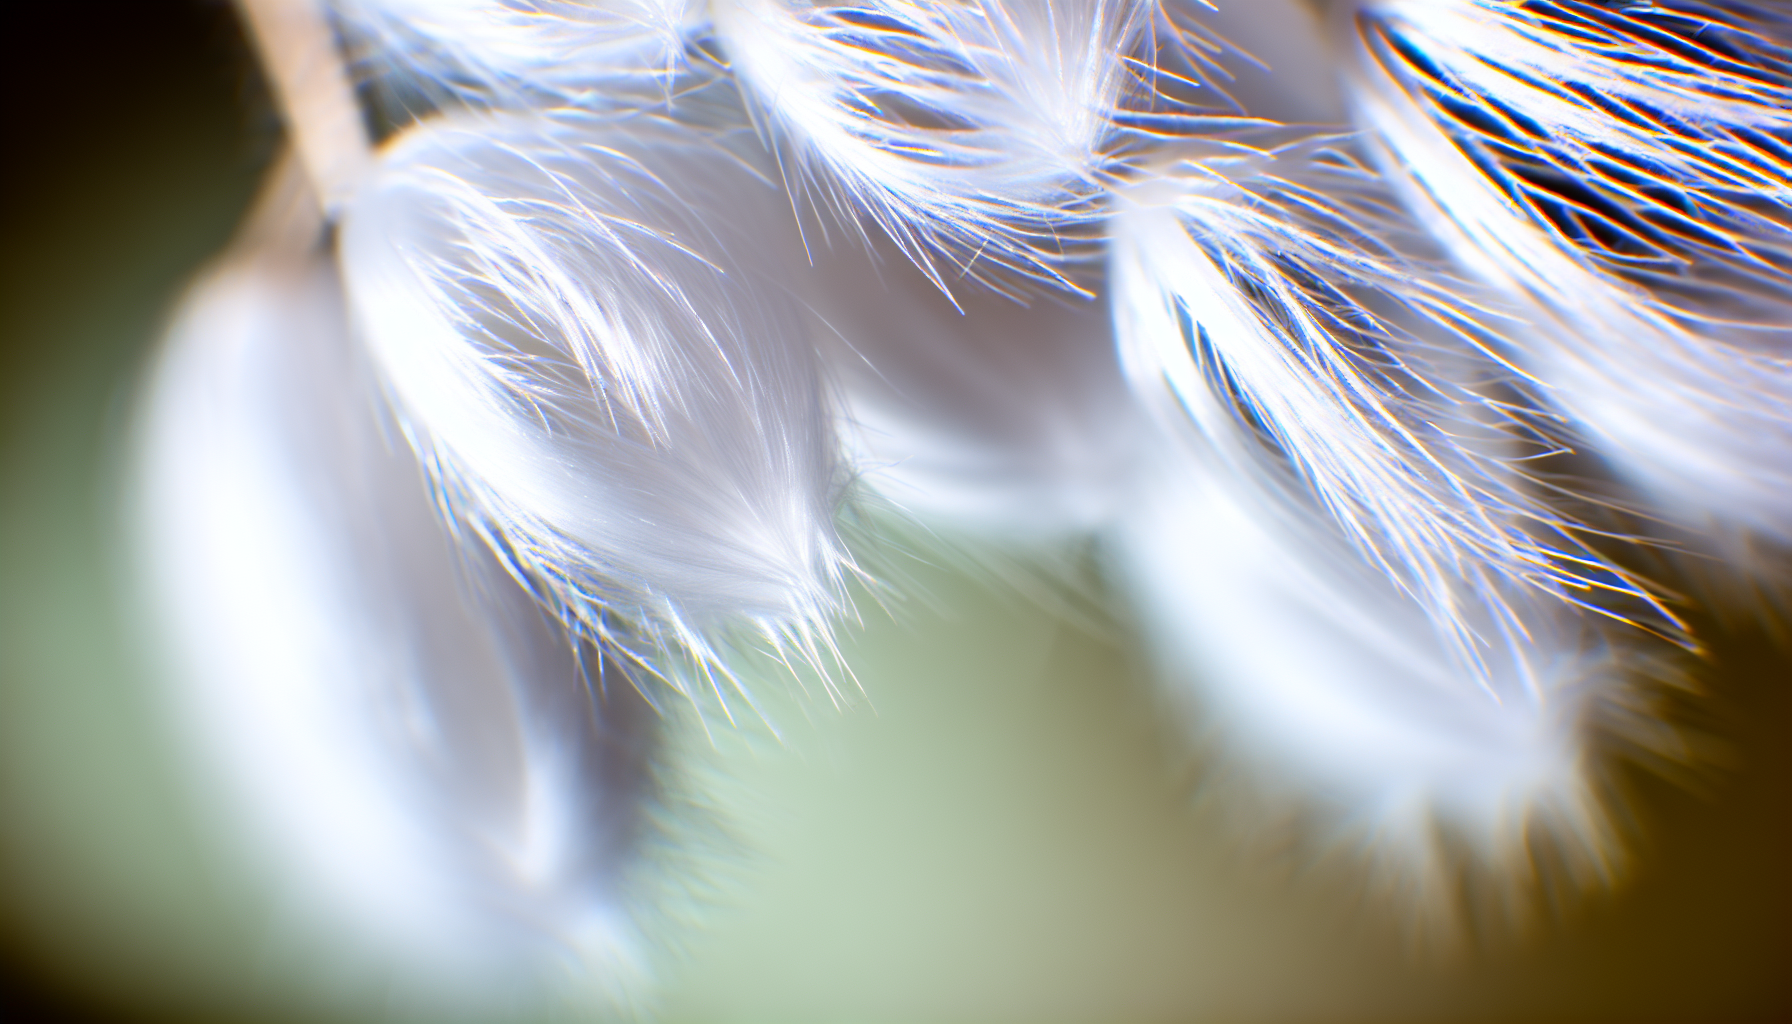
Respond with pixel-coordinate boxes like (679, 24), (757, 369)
(340, 110), (851, 699)
(331, 0), (706, 107)
(1347, 0), (1792, 545)
(717, 0), (1151, 294)
(1105, 5), (1666, 887)
(1110, 431), (1628, 907)
(1106, 152), (1652, 682)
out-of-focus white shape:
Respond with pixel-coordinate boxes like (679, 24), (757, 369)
(1180, 0), (1345, 125)
(1110, 434), (1624, 896)
(795, 229), (1141, 537)
(340, 111), (850, 690)
(135, 230), (661, 1010)
(717, 0), (1150, 294)
(331, 0), (704, 105)
(1348, 0), (1792, 546)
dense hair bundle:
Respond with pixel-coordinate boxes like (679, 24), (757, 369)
(333, 0), (709, 107)
(718, 0), (1153, 294)
(1348, 0), (1792, 543)
(341, 111), (853, 690)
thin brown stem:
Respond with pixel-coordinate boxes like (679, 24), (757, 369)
(236, 0), (373, 216)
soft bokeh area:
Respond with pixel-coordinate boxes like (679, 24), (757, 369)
(2, 4), (1787, 1022)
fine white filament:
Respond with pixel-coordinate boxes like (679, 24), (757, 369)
(717, 0), (1150, 293)
(1348, 0), (1792, 544)
(332, 0), (707, 107)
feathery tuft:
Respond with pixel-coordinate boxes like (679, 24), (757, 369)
(1348, 0), (1792, 545)
(1107, 139), (1661, 682)
(1110, 432), (1637, 921)
(340, 110), (853, 705)
(331, 0), (709, 110)
(717, 0), (1152, 295)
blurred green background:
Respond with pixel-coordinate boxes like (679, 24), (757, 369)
(1, 3), (1787, 1021)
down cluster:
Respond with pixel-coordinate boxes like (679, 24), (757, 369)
(134, 0), (1792, 1007)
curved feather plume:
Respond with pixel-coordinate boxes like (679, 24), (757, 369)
(1347, 0), (1792, 544)
(330, 0), (708, 108)
(1107, 144), (1659, 681)
(716, 0), (1152, 294)
(340, 110), (852, 703)
(1109, 432), (1637, 916)
(134, 181), (667, 1008)
(1106, 3), (1676, 900)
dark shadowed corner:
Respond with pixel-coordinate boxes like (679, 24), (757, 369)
(0, 3), (266, 1021)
